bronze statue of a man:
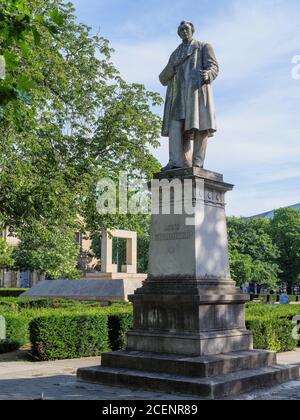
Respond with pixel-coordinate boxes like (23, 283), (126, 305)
(159, 21), (219, 170)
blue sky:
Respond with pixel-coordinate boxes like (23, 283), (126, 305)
(72, 0), (300, 216)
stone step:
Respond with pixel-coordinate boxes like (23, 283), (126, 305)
(102, 350), (277, 378)
(77, 364), (300, 399)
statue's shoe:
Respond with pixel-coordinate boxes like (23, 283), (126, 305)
(161, 163), (181, 172)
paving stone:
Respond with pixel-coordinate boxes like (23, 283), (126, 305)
(0, 351), (299, 400)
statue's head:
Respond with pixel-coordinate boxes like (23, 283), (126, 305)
(177, 21), (195, 42)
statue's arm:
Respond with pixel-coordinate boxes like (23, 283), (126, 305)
(202, 43), (219, 83)
(159, 60), (176, 86)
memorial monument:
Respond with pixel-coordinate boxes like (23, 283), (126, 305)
(21, 230), (146, 302)
(78, 22), (300, 398)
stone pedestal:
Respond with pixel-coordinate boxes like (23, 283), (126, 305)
(77, 168), (300, 398)
(127, 168), (252, 356)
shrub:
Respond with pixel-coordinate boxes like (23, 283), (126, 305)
(245, 304), (300, 352)
(0, 289), (28, 297)
(0, 314), (29, 353)
(29, 311), (109, 360)
(246, 317), (298, 352)
(246, 303), (300, 318)
(106, 308), (133, 351)
(1, 298), (298, 358)
(0, 297), (103, 311)
(0, 298), (19, 312)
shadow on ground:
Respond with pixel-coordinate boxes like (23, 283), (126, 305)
(0, 375), (200, 400)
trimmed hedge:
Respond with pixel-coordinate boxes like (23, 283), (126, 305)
(246, 303), (300, 318)
(0, 314), (29, 353)
(0, 289), (28, 297)
(0, 297), (103, 311)
(245, 304), (300, 352)
(0, 299), (19, 312)
(29, 311), (109, 360)
(1, 297), (299, 358)
(246, 317), (298, 352)
(106, 308), (133, 351)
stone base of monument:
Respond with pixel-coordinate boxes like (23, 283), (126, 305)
(20, 277), (145, 302)
(83, 272), (146, 281)
(77, 350), (300, 399)
(77, 168), (300, 397)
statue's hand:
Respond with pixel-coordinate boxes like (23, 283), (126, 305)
(200, 70), (210, 84)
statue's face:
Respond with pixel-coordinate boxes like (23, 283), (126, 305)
(179, 23), (193, 42)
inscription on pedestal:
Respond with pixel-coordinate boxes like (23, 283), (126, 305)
(154, 224), (191, 241)
(155, 232), (191, 241)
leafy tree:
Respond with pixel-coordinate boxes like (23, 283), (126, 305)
(227, 217), (280, 288)
(0, 0), (64, 106)
(137, 235), (150, 273)
(0, 0), (162, 235)
(229, 251), (253, 287)
(0, 237), (14, 269)
(13, 223), (81, 279)
(270, 208), (300, 289)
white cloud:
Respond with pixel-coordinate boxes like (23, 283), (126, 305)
(202, 1), (300, 83)
(108, 0), (300, 216)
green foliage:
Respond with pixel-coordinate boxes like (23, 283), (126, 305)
(0, 0), (162, 236)
(229, 251), (253, 287)
(0, 298), (19, 311)
(0, 298), (134, 358)
(13, 223), (81, 279)
(0, 238), (15, 269)
(246, 304), (300, 351)
(0, 0), (57, 105)
(1, 297), (299, 357)
(228, 217), (280, 288)
(245, 303), (300, 352)
(0, 296), (103, 311)
(270, 208), (300, 288)
(0, 288), (27, 297)
(105, 306), (133, 351)
(246, 317), (297, 352)
(137, 235), (150, 273)
(29, 310), (109, 360)
(0, 313), (29, 353)
(245, 302), (300, 318)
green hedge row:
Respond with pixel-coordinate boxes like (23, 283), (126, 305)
(246, 303), (300, 318)
(24, 307), (300, 358)
(0, 299), (298, 359)
(246, 317), (298, 352)
(0, 314), (29, 353)
(28, 306), (133, 360)
(0, 289), (28, 297)
(245, 304), (300, 352)
(29, 311), (110, 360)
(106, 308), (133, 351)
(0, 297), (103, 311)
(0, 301), (133, 359)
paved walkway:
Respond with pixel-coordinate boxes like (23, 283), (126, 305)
(0, 350), (299, 400)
